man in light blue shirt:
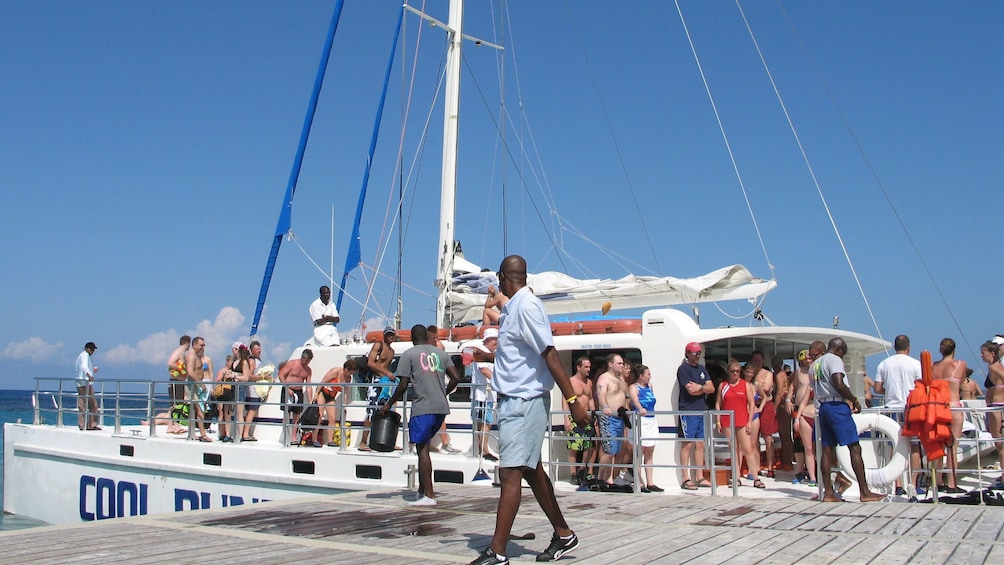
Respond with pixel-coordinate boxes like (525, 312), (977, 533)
(469, 256), (590, 565)
(75, 342), (101, 430)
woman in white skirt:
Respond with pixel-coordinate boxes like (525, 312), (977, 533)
(629, 364), (663, 492)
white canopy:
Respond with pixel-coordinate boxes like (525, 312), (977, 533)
(446, 264), (776, 323)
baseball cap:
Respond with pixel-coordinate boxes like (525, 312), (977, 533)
(383, 326), (397, 335)
(85, 342), (97, 350)
(685, 342), (702, 353)
(992, 335), (1004, 346)
(797, 350), (807, 361)
(483, 327), (498, 341)
(232, 341), (245, 350)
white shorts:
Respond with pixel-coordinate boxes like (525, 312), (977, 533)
(497, 394), (549, 469)
(640, 416), (659, 448)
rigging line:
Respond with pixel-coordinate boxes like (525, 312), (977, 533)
(353, 262), (389, 326)
(495, 2), (584, 265)
(363, 11), (439, 321)
(734, 0), (887, 351)
(288, 233), (368, 311)
(557, 221), (658, 276)
(711, 294), (769, 323)
(673, 0), (775, 283)
(360, 262), (438, 302)
(460, 58), (570, 274)
(776, 1), (966, 359)
(488, 0), (508, 258)
(563, 1), (661, 273)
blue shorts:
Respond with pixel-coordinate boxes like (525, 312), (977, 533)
(818, 401), (860, 447)
(598, 414), (624, 456)
(680, 414), (705, 439)
(409, 413), (446, 445)
(497, 395), (549, 469)
(472, 400), (495, 424)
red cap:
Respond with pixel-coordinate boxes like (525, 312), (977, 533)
(685, 342), (703, 353)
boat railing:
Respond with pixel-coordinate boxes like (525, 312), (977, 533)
(859, 404), (1004, 497)
(29, 377), (487, 453)
(543, 407), (741, 497)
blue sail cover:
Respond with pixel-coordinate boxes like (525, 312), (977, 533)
(336, 6), (404, 312)
(250, 0), (345, 337)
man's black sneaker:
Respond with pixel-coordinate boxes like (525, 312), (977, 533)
(469, 547), (508, 565)
(536, 532), (578, 562)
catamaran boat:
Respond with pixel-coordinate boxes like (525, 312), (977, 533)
(4, 1), (907, 526)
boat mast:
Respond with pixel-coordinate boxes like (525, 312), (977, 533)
(434, 0), (464, 329)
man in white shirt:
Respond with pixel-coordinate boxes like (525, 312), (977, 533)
(471, 328), (499, 461)
(75, 342), (101, 430)
(874, 335), (921, 409)
(874, 334), (924, 495)
(309, 285), (340, 346)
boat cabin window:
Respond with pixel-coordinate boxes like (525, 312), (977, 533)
(565, 348), (643, 382)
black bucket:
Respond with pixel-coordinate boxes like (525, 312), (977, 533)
(368, 410), (401, 452)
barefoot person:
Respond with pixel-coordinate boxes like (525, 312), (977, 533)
(359, 327), (396, 450)
(279, 349), (314, 444)
(932, 337), (967, 492)
(812, 337), (883, 502)
(184, 337), (213, 442)
(469, 255), (590, 565)
(315, 358), (357, 445)
(981, 340), (1004, 483)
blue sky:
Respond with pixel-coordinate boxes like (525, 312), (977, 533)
(1, 1), (1000, 390)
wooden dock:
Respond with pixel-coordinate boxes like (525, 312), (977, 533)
(2, 485), (1003, 564)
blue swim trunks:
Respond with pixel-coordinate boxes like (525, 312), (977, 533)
(598, 414), (624, 456)
(818, 401), (860, 447)
(409, 413), (446, 446)
(680, 414), (705, 440)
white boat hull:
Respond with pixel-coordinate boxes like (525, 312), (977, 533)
(5, 311), (891, 525)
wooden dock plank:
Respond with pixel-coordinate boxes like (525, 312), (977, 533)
(3, 486), (1004, 564)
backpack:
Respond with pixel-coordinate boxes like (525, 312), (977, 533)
(300, 405), (320, 427)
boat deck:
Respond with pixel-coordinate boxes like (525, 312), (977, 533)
(2, 484), (1003, 564)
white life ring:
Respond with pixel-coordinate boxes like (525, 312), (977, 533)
(835, 413), (909, 487)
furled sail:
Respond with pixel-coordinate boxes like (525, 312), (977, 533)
(446, 263), (777, 323)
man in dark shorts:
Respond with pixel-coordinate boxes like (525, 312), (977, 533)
(381, 325), (459, 506)
(360, 327), (397, 450)
(279, 349), (313, 443)
(677, 342), (714, 489)
(565, 356), (595, 486)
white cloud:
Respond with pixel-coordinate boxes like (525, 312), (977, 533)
(1, 337), (64, 362)
(103, 307), (247, 365)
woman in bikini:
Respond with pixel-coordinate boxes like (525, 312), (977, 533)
(981, 341), (1004, 482)
(961, 368), (983, 400)
(716, 361), (765, 488)
(933, 338), (967, 492)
